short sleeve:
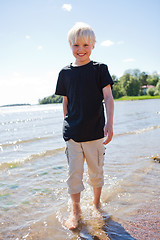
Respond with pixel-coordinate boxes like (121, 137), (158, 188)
(55, 70), (67, 96)
(100, 64), (114, 89)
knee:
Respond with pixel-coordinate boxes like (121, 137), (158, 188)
(88, 170), (104, 188)
(67, 172), (85, 194)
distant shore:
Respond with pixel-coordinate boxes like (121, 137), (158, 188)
(1, 96), (160, 107)
(115, 95), (160, 101)
(0, 104), (31, 108)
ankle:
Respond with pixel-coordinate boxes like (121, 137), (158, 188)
(72, 202), (81, 215)
(93, 201), (101, 210)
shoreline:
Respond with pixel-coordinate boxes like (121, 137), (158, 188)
(114, 95), (160, 101)
(1, 96), (160, 107)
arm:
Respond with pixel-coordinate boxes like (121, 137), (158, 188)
(102, 85), (114, 145)
(63, 96), (68, 117)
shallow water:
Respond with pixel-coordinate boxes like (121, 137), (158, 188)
(0, 100), (160, 240)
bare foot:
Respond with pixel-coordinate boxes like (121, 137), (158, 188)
(93, 201), (101, 211)
(65, 212), (81, 230)
(93, 202), (103, 219)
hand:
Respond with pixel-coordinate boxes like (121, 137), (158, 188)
(103, 123), (113, 145)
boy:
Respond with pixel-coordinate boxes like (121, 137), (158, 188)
(55, 22), (114, 230)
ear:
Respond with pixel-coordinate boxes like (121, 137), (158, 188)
(92, 45), (95, 49)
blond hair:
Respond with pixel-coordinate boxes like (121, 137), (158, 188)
(67, 22), (96, 47)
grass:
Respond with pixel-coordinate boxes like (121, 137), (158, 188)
(115, 95), (160, 101)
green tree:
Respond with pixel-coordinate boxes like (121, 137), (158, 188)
(147, 88), (155, 96)
(112, 74), (118, 82)
(125, 76), (141, 96)
(112, 81), (124, 99)
(147, 74), (159, 86)
(120, 74), (141, 96)
(154, 80), (160, 95)
(124, 69), (141, 78)
(120, 73), (131, 95)
(139, 72), (148, 86)
(39, 95), (63, 104)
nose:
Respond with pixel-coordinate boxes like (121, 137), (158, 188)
(78, 46), (83, 52)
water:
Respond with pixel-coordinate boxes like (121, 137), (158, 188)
(0, 100), (160, 240)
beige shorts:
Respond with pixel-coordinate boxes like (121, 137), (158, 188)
(65, 138), (105, 194)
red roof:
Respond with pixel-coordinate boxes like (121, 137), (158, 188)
(141, 85), (155, 89)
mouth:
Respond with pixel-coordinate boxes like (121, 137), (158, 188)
(78, 53), (86, 57)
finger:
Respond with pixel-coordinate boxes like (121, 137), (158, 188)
(103, 133), (113, 145)
(103, 138), (110, 145)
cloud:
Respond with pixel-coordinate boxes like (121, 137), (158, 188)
(25, 35), (31, 39)
(123, 58), (135, 63)
(37, 45), (43, 50)
(62, 4), (72, 11)
(101, 40), (125, 47)
(13, 72), (21, 77)
(101, 40), (115, 47)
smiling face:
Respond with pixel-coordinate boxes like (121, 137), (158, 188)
(71, 38), (94, 66)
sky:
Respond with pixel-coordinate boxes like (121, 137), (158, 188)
(0, 0), (160, 105)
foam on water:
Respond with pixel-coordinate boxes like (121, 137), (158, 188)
(0, 147), (65, 170)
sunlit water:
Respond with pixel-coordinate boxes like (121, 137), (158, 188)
(0, 100), (160, 240)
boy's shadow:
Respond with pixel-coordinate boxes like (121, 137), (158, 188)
(102, 214), (137, 240)
(75, 211), (137, 240)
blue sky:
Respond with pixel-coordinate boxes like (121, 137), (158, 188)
(0, 0), (160, 105)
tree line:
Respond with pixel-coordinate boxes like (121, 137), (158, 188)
(39, 69), (160, 104)
(112, 69), (160, 99)
(39, 95), (63, 104)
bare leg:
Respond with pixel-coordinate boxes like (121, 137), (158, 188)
(93, 187), (102, 210)
(65, 193), (81, 230)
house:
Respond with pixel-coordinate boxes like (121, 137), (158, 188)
(141, 85), (155, 94)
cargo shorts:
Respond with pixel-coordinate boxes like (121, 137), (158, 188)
(65, 138), (105, 194)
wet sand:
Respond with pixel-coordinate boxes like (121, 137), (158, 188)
(118, 199), (160, 240)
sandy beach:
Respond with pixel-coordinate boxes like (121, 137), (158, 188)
(118, 199), (160, 240)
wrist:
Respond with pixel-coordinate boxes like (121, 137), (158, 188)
(106, 122), (113, 127)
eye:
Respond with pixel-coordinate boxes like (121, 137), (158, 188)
(73, 44), (78, 47)
(84, 44), (89, 47)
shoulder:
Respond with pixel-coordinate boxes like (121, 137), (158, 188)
(58, 65), (72, 79)
(92, 61), (109, 70)
(92, 61), (113, 86)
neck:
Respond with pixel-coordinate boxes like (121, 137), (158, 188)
(73, 59), (91, 66)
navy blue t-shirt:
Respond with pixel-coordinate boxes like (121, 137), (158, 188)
(55, 61), (113, 142)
